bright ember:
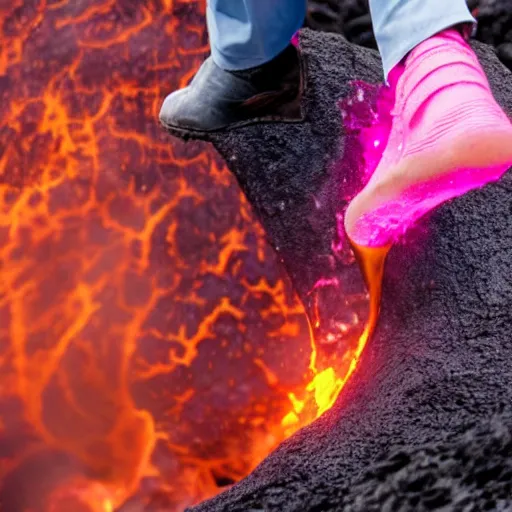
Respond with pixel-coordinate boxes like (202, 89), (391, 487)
(0, 2), (380, 511)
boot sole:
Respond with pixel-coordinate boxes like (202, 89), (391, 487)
(160, 110), (306, 142)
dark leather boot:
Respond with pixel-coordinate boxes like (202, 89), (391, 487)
(159, 44), (305, 139)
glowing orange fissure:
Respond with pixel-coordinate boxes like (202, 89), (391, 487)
(281, 242), (390, 435)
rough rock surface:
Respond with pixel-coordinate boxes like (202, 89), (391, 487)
(306, 0), (512, 70)
(345, 416), (512, 511)
(189, 30), (512, 511)
(204, 31), (384, 346)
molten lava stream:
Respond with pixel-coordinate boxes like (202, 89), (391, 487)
(0, 2), (386, 511)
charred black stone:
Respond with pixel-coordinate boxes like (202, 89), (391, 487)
(189, 29), (512, 512)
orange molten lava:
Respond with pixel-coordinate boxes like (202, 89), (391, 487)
(281, 242), (389, 436)
(0, 2), (375, 511)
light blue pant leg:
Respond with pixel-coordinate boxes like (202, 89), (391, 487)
(369, 0), (476, 79)
(207, 0), (307, 71)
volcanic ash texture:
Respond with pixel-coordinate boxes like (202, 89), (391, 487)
(191, 30), (512, 512)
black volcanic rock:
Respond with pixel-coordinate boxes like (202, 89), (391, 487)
(344, 415), (512, 511)
(306, 0), (512, 71)
(186, 30), (512, 512)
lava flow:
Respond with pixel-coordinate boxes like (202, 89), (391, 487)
(0, 2), (384, 511)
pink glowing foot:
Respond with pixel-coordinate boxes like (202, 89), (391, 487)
(344, 29), (512, 248)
